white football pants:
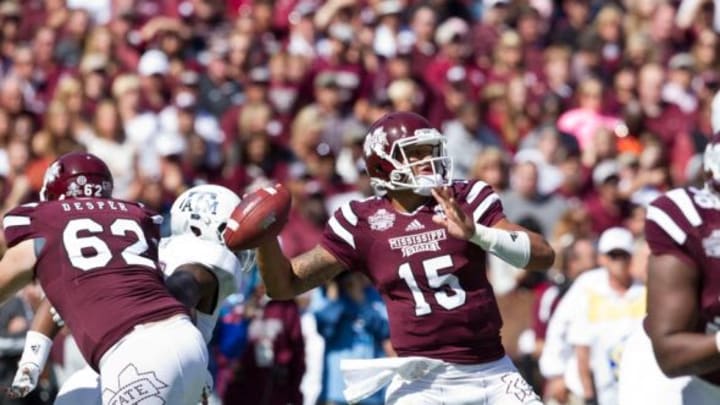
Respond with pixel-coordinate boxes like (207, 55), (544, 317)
(55, 314), (208, 405)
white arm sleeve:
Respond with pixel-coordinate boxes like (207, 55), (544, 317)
(470, 223), (531, 268)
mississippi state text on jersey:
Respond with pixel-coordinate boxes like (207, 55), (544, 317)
(321, 180), (505, 364)
(645, 186), (720, 385)
(2, 198), (187, 370)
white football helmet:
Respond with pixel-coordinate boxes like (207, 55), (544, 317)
(170, 184), (240, 245)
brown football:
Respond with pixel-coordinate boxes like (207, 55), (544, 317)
(223, 184), (292, 250)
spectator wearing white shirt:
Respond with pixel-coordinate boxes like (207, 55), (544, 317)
(568, 227), (646, 405)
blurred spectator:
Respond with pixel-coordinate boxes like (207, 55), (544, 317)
(468, 146), (510, 192)
(280, 171), (328, 258)
(662, 52), (698, 114)
(444, 102), (502, 179)
(531, 236), (596, 403)
(557, 76), (622, 154)
(550, 0), (591, 50)
(567, 228), (645, 405)
(198, 47), (242, 117)
(313, 272), (390, 405)
(501, 160), (569, 239)
(407, 5), (437, 81)
(77, 98), (138, 200)
(636, 63), (694, 184)
(222, 280), (305, 405)
(583, 159), (631, 235)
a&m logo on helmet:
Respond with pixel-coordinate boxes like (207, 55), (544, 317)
(363, 127), (389, 158)
(178, 191), (219, 216)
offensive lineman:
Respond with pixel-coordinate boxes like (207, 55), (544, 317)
(0, 152), (209, 404)
(8, 183), (253, 403)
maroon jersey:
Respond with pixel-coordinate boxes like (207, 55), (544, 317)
(3, 198), (187, 371)
(645, 186), (720, 385)
(321, 180), (506, 364)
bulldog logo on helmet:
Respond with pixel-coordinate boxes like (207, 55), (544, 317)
(363, 126), (389, 158)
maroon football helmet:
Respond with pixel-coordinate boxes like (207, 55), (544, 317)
(39, 152), (113, 201)
(363, 112), (453, 195)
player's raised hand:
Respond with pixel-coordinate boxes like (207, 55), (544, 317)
(431, 187), (474, 240)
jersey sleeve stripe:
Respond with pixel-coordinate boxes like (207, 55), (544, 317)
(666, 189), (702, 226)
(465, 181), (488, 204)
(473, 193), (499, 222)
(340, 203), (358, 226)
(328, 216), (356, 249)
(646, 205), (687, 245)
(21, 203), (38, 208)
(3, 215), (30, 228)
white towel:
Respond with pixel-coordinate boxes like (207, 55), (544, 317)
(340, 357), (445, 404)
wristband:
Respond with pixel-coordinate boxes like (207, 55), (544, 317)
(470, 223), (531, 268)
(18, 331), (52, 370)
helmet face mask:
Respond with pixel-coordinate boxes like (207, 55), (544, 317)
(39, 152), (114, 201)
(170, 185), (240, 245)
(364, 112), (454, 196)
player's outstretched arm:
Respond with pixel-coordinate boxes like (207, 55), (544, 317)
(8, 298), (59, 399)
(0, 240), (36, 305)
(256, 238), (345, 300)
(431, 188), (555, 271)
(646, 253), (720, 377)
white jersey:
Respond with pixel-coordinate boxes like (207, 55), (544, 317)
(159, 233), (242, 342)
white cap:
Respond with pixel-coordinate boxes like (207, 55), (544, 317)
(138, 49), (169, 76)
(598, 227), (634, 254)
(435, 17), (469, 46)
(592, 159), (620, 186)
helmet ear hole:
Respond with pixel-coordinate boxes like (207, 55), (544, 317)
(217, 222), (227, 234)
(190, 226), (202, 237)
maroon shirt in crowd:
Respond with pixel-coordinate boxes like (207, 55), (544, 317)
(222, 300), (305, 405)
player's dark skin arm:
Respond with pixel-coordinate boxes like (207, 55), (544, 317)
(647, 254), (720, 377)
(257, 239), (345, 300)
(165, 263), (219, 313)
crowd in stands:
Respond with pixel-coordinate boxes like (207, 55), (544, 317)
(0, 0), (717, 404)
